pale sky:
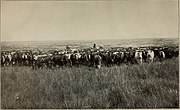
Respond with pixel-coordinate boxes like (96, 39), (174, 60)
(1, 0), (178, 41)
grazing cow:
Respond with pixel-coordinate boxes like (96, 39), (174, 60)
(146, 50), (154, 63)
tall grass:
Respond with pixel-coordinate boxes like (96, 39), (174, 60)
(1, 58), (179, 109)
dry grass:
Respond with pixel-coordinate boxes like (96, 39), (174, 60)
(1, 58), (179, 109)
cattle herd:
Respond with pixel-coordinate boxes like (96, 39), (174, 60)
(1, 45), (179, 69)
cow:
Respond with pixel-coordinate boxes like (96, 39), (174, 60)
(119, 51), (125, 64)
(90, 53), (102, 69)
(26, 52), (34, 66)
(1, 55), (5, 66)
(134, 51), (143, 64)
(142, 50), (147, 62)
(111, 52), (120, 65)
(79, 52), (90, 65)
(33, 54), (53, 69)
(99, 52), (114, 67)
(63, 53), (72, 67)
(153, 48), (160, 61)
(159, 51), (165, 61)
(51, 54), (64, 67)
(123, 51), (135, 64)
(4, 52), (12, 66)
(70, 53), (79, 66)
(162, 47), (175, 59)
(146, 50), (154, 63)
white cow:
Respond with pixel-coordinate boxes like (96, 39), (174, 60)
(147, 50), (154, 62)
(134, 51), (143, 64)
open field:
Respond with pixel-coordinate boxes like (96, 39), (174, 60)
(1, 58), (179, 109)
(1, 38), (179, 108)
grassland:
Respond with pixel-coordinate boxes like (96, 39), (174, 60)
(1, 58), (179, 109)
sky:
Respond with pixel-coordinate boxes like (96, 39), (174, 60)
(1, 0), (178, 41)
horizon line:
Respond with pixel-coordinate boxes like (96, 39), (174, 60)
(1, 36), (178, 42)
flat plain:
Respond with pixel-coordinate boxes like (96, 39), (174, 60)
(1, 38), (179, 109)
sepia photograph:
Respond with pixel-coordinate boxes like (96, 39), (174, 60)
(1, 0), (179, 109)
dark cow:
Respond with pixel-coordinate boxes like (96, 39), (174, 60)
(70, 53), (81, 66)
(52, 54), (64, 67)
(1, 54), (5, 66)
(123, 51), (135, 64)
(79, 53), (90, 65)
(119, 51), (125, 64)
(162, 47), (177, 59)
(111, 52), (120, 65)
(99, 52), (114, 67)
(27, 53), (34, 66)
(94, 54), (102, 69)
(142, 50), (148, 62)
(89, 52), (102, 68)
(153, 48), (159, 61)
